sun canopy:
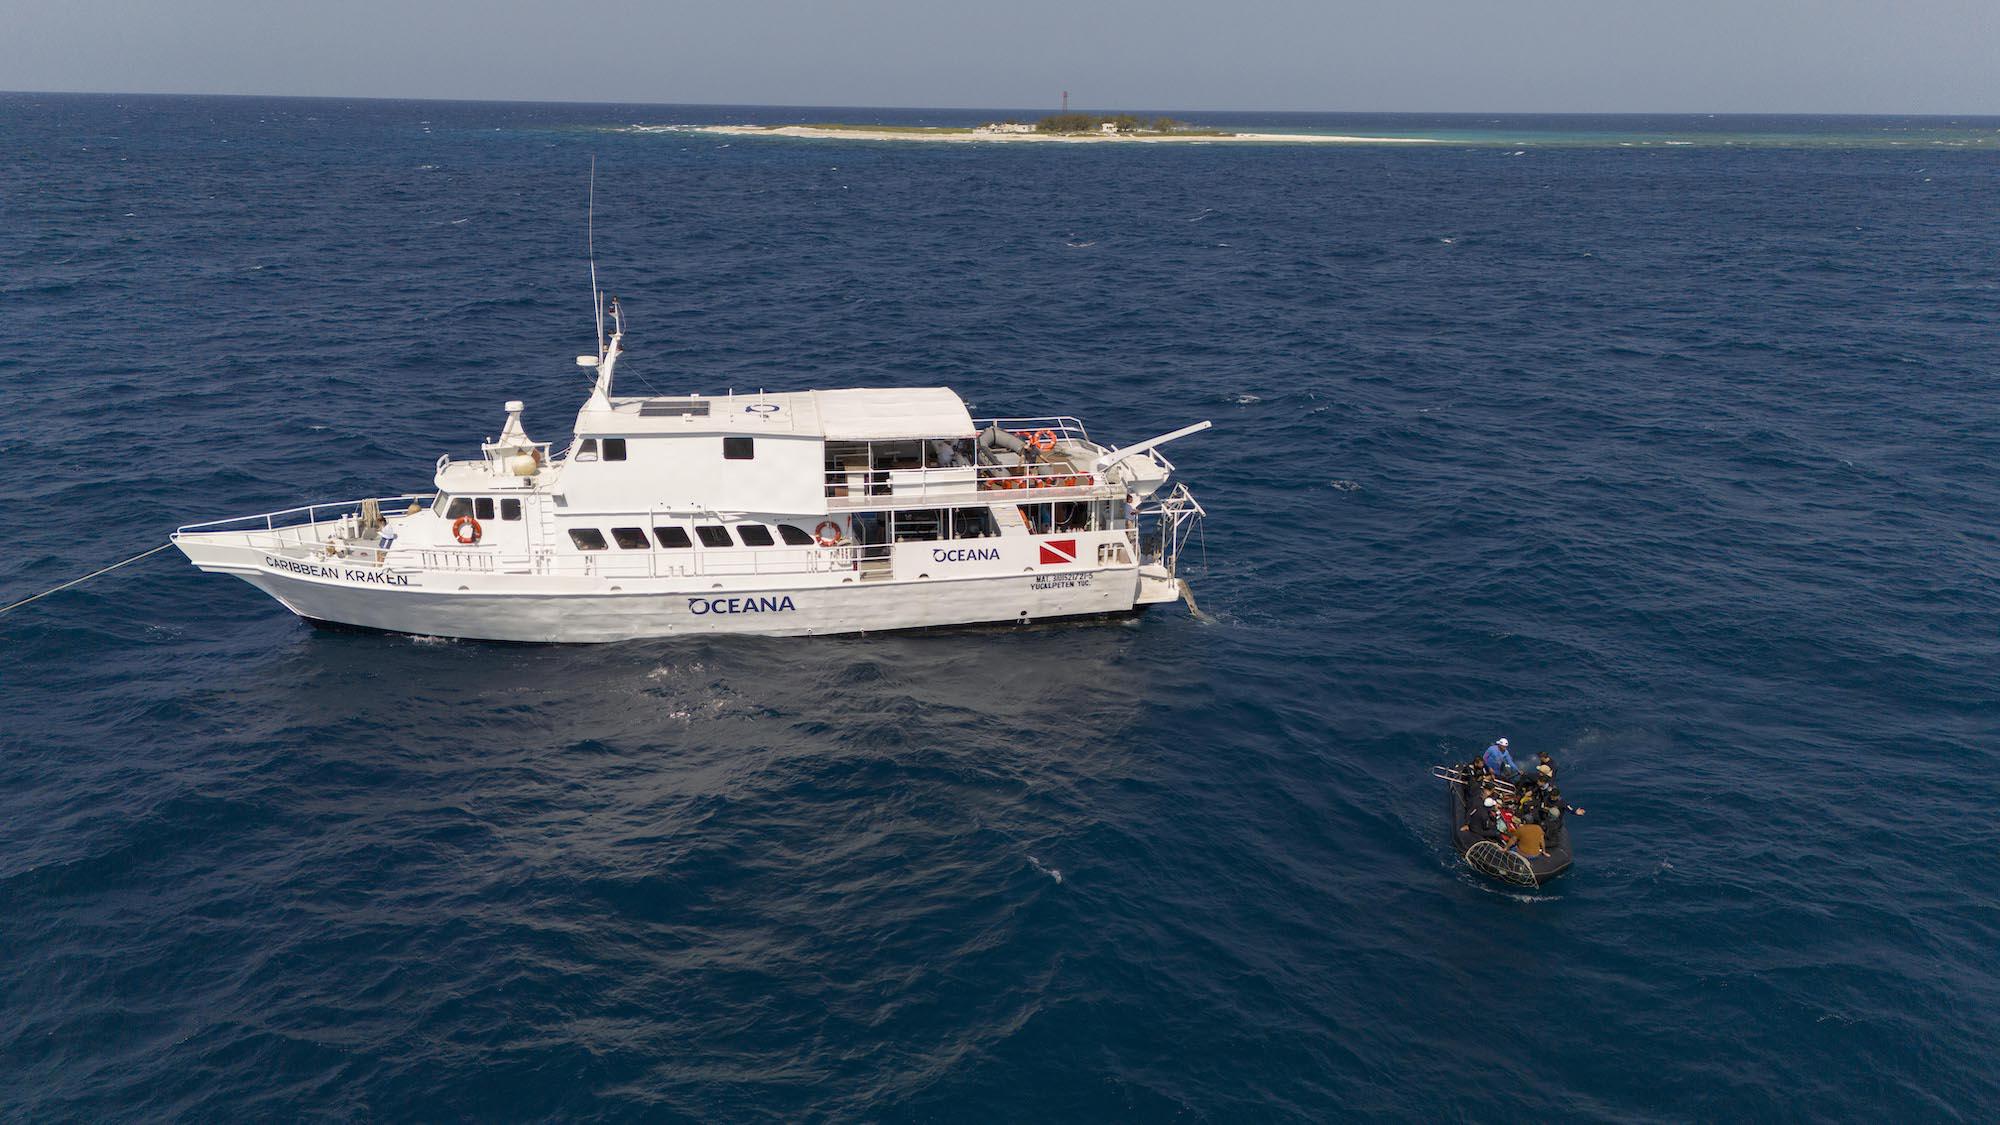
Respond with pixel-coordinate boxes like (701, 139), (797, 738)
(811, 387), (977, 441)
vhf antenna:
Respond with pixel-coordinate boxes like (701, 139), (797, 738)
(589, 156), (605, 359)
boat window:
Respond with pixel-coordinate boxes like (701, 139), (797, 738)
(445, 497), (474, 520)
(1017, 503), (1053, 535)
(611, 527), (649, 550)
(892, 509), (944, 542)
(723, 436), (754, 461)
(501, 498), (522, 521)
(603, 438), (627, 462)
(569, 528), (608, 551)
(696, 525), (734, 548)
(872, 441), (923, 470)
(737, 524), (775, 547)
(654, 526), (693, 549)
(1056, 501), (1093, 532)
(474, 497), (496, 520)
(575, 438), (599, 462)
(952, 508), (998, 539)
(777, 524), (815, 546)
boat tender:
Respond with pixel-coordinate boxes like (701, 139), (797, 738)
(1435, 762), (1577, 887)
(172, 302), (1209, 642)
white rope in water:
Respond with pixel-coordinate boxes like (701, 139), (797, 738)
(0, 542), (175, 618)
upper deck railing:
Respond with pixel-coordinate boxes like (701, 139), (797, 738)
(436, 441), (554, 480)
(824, 419), (1151, 508)
(824, 461), (1115, 507)
(972, 416), (1092, 443)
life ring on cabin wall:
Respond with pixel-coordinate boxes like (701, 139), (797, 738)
(1030, 429), (1058, 451)
(814, 520), (843, 547)
(452, 515), (482, 545)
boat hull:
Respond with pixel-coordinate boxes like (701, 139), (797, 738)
(180, 535), (1153, 642)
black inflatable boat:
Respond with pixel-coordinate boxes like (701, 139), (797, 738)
(1441, 766), (1574, 887)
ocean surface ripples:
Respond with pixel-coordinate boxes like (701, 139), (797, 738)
(2, 95), (1998, 1119)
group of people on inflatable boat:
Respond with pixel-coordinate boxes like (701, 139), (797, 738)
(1459, 738), (1584, 860)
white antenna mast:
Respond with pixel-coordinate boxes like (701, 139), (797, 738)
(588, 156), (605, 358)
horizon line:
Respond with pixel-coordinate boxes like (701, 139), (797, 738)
(6, 87), (1999, 119)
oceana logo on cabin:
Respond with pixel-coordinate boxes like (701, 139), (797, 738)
(931, 547), (1000, 563)
(687, 595), (797, 616)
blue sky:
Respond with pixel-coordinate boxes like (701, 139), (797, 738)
(3, 0), (1994, 112)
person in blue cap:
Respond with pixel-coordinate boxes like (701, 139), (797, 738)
(1482, 737), (1520, 780)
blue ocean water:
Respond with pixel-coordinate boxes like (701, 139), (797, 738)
(4, 94), (1999, 1119)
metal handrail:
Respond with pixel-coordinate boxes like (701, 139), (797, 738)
(824, 460), (1111, 505)
(404, 540), (881, 580)
(973, 416), (1092, 442)
(174, 494), (438, 536)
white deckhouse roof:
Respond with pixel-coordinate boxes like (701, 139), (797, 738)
(582, 386), (976, 441)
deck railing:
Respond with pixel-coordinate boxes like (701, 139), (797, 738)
(408, 542), (891, 580)
(823, 460), (1114, 506)
(973, 416), (1092, 443)
(174, 495), (437, 539)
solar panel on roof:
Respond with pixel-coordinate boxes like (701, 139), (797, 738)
(638, 399), (711, 417)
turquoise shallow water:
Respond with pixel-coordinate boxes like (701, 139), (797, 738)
(3, 96), (1999, 1119)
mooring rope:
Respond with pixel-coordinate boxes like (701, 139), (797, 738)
(0, 542), (175, 618)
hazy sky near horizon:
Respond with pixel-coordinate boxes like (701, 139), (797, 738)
(3, 0), (1994, 114)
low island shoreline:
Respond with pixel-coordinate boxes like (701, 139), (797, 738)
(636, 123), (1440, 145)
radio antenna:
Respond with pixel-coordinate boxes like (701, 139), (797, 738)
(588, 156), (605, 358)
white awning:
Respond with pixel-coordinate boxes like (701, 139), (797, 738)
(811, 387), (976, 441)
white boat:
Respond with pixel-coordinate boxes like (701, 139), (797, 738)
(172, 301), (1209, 642)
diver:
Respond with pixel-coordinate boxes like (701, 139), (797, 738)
(1513, 772), (1545, 821)
(1535, 751), (1557, 780)
(1482, 737), (1520, 779)
(1463, 794), (1501, 840)
(1539, 784), (1584, 821)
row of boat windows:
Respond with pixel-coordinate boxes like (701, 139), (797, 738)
(569, 523), (815, 552)
(564, 507), (1005, 552)
(573, 437), (754, 463)
(443, 497), (521, 521)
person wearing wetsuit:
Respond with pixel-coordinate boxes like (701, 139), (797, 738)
(1463, 796), (1501, 840)
(1536, 784), (1585, 843)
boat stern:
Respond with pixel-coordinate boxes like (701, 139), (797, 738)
(1133, 482), (1206, 614)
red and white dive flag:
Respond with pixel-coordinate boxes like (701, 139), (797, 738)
(1038, 538), (1077, 566)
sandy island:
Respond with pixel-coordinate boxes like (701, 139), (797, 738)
(637, 124), (1439, 145)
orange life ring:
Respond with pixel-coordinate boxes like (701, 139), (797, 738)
(452, 515), (482, 544)
(814, 519), (843, 547)
(1030, 429), (1058, 452)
